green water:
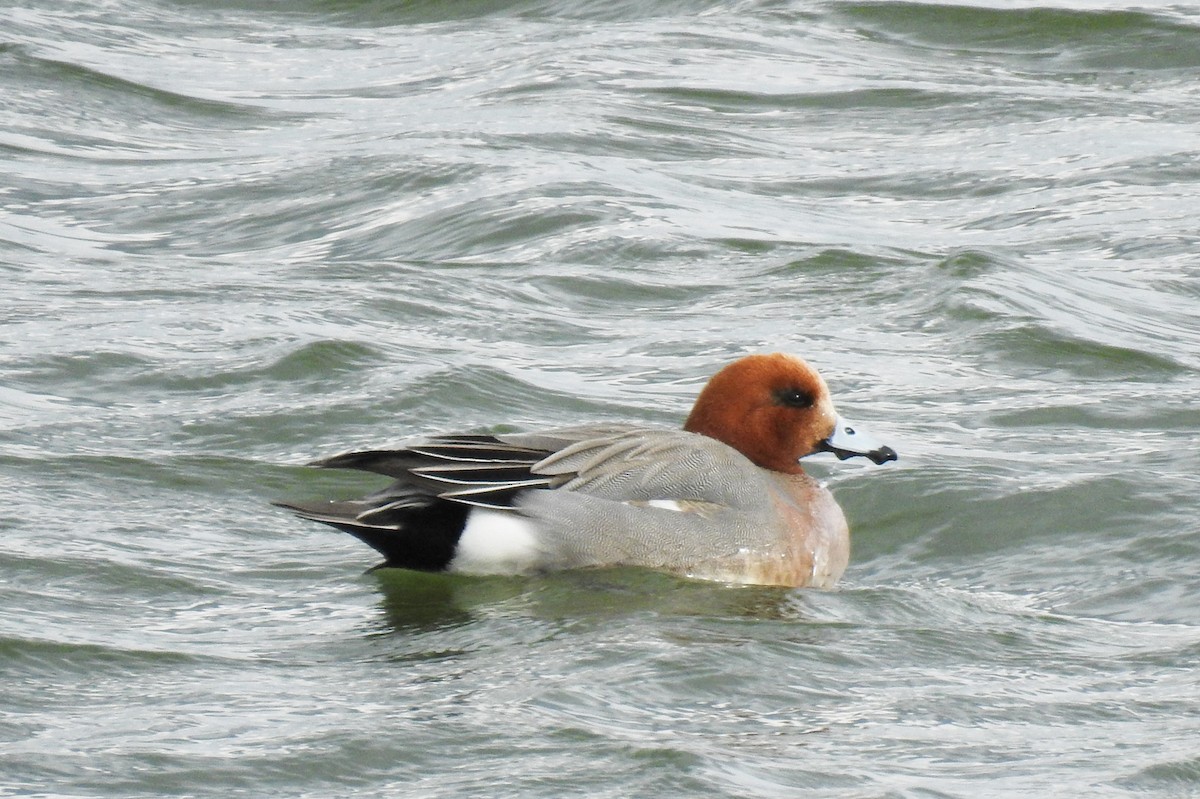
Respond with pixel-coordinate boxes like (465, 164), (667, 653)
(2, 1), (1199, 796)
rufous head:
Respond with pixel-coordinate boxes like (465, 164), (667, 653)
(683, 353), (896, 474)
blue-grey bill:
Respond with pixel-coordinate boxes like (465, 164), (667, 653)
(815, 414), (898, 465)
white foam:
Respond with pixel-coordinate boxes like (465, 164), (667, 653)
(449, 508), (541, 575)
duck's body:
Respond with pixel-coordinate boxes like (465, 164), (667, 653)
(275, 353), (896, 588)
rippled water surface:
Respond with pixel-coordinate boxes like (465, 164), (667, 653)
(3, 1), (1199, 796)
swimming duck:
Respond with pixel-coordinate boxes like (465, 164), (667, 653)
(275, 353), (896, 587)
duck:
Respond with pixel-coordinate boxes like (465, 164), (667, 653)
(274, 353), (896, 588)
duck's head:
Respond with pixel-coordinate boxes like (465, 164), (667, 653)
(683, 352), (897, 474)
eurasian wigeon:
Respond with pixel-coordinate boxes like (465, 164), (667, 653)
(275, 353), (896, 588)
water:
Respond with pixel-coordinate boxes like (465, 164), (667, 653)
(3, 0), (1199, 796)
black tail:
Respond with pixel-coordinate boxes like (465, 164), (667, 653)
(275, 434), (554, 571)
(272, 496), (469, 572)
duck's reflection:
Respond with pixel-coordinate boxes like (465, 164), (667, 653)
(367, 566), (826, 636)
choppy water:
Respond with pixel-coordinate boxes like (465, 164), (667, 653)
(3, 1), (1199, 796)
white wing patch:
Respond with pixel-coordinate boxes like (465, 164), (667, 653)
(641, 499), (686, 512)
(624, 498), (724, 517)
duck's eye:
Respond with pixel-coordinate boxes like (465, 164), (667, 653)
(776, 388), (815, 409)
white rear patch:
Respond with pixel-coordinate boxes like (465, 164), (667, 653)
(449, 508), (541, 575)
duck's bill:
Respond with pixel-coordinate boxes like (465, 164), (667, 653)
(812, 415), (897, 465)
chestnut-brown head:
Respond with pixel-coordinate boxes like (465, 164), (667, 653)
(683, 353), (838, 474)
(683, 353), (898, 474)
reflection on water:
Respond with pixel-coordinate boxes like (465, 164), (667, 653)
(368, 566), (826, 635)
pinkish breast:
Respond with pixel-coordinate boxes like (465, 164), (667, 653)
(766, 472), (850, 588)
(685, 473), (850, 589)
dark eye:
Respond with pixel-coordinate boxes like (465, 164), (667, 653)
(776, 388), (815, 409)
